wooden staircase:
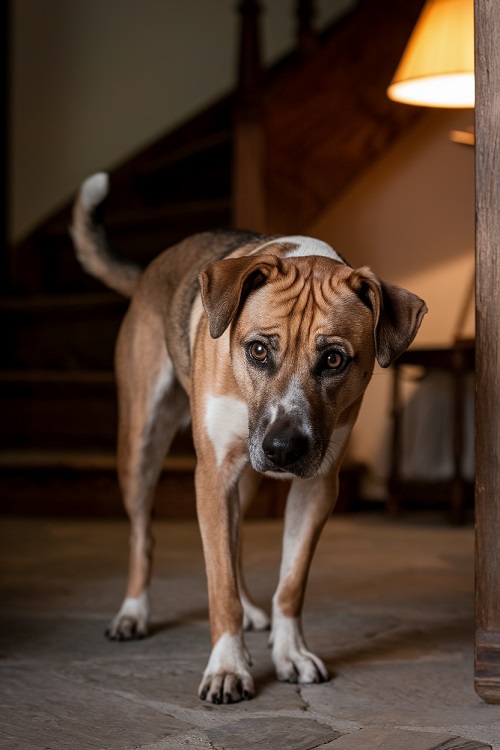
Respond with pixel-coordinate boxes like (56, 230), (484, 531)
(1, 0), (425, 517)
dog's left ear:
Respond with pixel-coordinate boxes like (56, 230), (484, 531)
(349, 267), (428, 368)
(199, 255), (279, 338)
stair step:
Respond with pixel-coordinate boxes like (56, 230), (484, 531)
(15, 197), (232, 294)
(0, 449), (196, 472)
(1, 294), (126, 369)
(0, 369), (118, 450)
(0, 450), (197, 518)
(0, 368), (195, 454)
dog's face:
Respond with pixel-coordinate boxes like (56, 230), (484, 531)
(199, 250), (427, 479)
(230, 256), (377, 478)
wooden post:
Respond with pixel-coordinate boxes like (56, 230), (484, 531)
(232, 0), (266, 232)
(296, 0), (318, 58)
(474, 0), (500, 704)
(1, 1), (10, 293)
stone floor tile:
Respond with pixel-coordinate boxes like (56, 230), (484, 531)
(325, 728), (492, 750)
(205, 716), (341, 750)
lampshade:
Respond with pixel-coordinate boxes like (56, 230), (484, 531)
(387, 0), (474, 108)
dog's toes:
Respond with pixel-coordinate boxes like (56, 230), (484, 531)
(243, 603), (271, 632)
(105, 596), (150, 641)
(105, 616), (148, 641)
(274, 649), (329, 685)
(198, 671), (255, 704)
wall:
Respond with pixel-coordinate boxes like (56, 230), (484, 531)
(10, 2), (474, 498)
(9, 0), (351, 242)
(309, 108), (475, 496)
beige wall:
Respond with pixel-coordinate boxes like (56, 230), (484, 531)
(10, 0), (350, 242)
(309, 108), (475, 495)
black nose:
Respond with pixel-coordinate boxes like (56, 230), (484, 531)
(262, 424), (310, 468)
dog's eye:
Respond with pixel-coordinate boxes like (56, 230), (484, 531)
(320, 349), (351, 375)
(248, 341), (268, 363)
(326, 350), (344, 369)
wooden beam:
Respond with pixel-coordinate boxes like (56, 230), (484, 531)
(474, 0), (500, 704)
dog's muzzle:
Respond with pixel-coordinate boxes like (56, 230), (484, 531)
(262, 421), (310, 470)
(246, 410), (321, 478)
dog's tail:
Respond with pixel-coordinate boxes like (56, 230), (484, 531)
(70, 172), (141, 298)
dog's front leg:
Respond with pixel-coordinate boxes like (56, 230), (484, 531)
(271, 474), (338, 684)
(196, 462), (254, 703)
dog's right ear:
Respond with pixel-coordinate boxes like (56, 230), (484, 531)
(199, 255), (279, 338)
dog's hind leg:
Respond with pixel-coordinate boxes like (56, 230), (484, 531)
(237, 467), (271, 631)
(106, 311), (189, 641)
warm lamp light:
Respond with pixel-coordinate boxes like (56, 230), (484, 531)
(387, 0), (474, 108)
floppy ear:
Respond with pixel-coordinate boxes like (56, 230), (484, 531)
(349, 267), (428, 368)
(198, 255), (279, 338)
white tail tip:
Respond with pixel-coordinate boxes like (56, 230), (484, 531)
(80, 172), (109, 212)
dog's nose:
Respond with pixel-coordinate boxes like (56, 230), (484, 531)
(262, 424), (310, 468)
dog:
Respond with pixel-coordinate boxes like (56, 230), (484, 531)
(70, 172), (427, 704)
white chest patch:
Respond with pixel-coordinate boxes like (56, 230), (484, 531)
(205, 395), (249, 467)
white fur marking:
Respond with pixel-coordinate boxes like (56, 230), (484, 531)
(145, 358), (175, 437)
(205, 395), (249, 467)
(203, 632), (251, 678)
(118, 592), (149, 620)
(278, 377), (313, 435)
(264, 377), (313, 440)
(257, 235), (344, 263)
(80, 172), (109, 211)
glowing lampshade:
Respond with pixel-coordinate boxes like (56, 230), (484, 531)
(387, 0), (474, 108)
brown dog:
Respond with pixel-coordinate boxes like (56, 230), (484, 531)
(71, 173), (427, 704)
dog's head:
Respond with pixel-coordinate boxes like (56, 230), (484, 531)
(199, 250), (427, 479)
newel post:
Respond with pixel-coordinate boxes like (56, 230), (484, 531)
(232, 0), (266, 232)
(296, 0), (318, 58)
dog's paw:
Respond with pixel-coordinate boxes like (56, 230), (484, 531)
(274, 645), (329, 684)
(198, 670), (255, 704)
(271, 614), (329, 684)
(242, 600), (271, 632)
(105, 593), (149, 641)
(199, 633), (255, 703)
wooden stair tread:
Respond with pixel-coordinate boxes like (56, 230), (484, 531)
(0, 291), (124, 311)
(0, 369), (115, 384)
(0, 449), (196, 473)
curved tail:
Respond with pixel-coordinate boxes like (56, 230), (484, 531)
(70, 173), (141, 298)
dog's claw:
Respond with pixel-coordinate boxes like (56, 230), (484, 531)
(198, 672), (255, 704)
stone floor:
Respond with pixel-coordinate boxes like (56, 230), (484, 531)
(1, 513), (500, 749)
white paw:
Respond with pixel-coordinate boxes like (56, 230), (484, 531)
(271, 613), (329, 684)
(199, 633), (255, 703)
(242, 598), (271, 631)
(105, 592), (149, 641)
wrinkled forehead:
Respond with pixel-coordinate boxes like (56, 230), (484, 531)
(239, 257), (372, 341)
